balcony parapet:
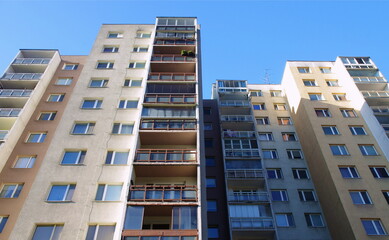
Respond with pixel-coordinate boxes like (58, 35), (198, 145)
(362, 91), (389, 98)
(135, 149), (197, 163)
(1, 73), (42, 80)
(225, 150), (260, 158)
(354, 77), (387, 83)
(128, 185), (197, 202)
(226, 169), (264, 179)
(220, 100), (250, 107)
(223, 131), (256, 138)
(231, 217), (274, 230)
(122, 230), (198, 239)
(140, 119), (196, 130)
(13, 58), (50, 65)
(0, 108), (21, 117)
(0, 89), (32, 97)
(154, 40), (195, 46)
(144, 94), (196, 104)
(228, 192), (269, 203)
(151, 55), (195, 62)
(0, 130), (8, 141)
(148, 73), (196, 82)
(221, 115), (253, 122)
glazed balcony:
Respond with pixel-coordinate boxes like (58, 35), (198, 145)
(144, 94), (196, 106)
(154, 40), (195, 46)
(226, 170), (265, 188)
(0, 89), (32, 97)
(155, 32), (195, 40)
(220, 100), (250, 107)
(148, 73), (196, 82)
(140, 119), (196, 130)
(372, 106), (389, 115)
(362, 91), (389, 105)
(231, 217), (274, 230)
(354, 77), (387, 91)
(122, 231), (197, 240)
(0, 130), (8, 141)
(225, 149), (260, 158)
(151, 55), (195, 62)
(135, 149), (197, 163)
(128, 185), (197, 203)
(354, 76), (386, 83)
(0, 108), (21, 117)
(1, 73), (42, 80)
(13, 58), (51, 65)
(223, 131), (256, 138)
(221, 115), (253, 122)
(156, 26), (195, 32)
(228, 192), (269, 203)
(226, 170), (264, 179)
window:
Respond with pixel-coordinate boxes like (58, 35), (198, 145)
(305, 214), (325, 227)
(349, 126), (367, 135)
(136, 32), (151, 38)
(275, 213), (295, 227)
(95, 184), (122, 201)
(322, 125), (340, 135)
(204, 123), (212, 130)
(287, 149), (303, 159)
(206, 178), (216, 187)
(258, 132), (273, 141)
(132, 46), (148, 52)
(55, 78), (72, 85)
(26, 132), (46, 143)
(112, 123), (134, 135)
(61, 150), (86, 165)
(0, 184), (23, 198)
(86, 225), (115, 240)
(206, 157), (216, 167)
(38, 112), (57, 120)
(105, 151), (129, 164)
(96, 61), (114, 69)
(263, 149), (278, 159)
(47, 94), (64, 102)
(32, 225), (63, 240)
(340, 108), (357, 118)
(303, 79), (317, 86)
(72, 122), (95, 135)
(278, 117), (292, 125)
(361, 219), (387, 235)
(203, 108), (211, 115)
(47, 184), (75, 202)
(339, 166), (360, 178)
(274, 103), (287, 110)
(207, 200), (217, 212)
(326, 79), (339, 86)
(309, 93), (324, 101)
(282, 132), (297, 141)
(382, 191), (389, 204)
(63, 64), (78, 70)
(89, 79), (108, 88)
(270, 90), (282, 97)
(107, 32), (123, 38)
(249, 91), (262, 97)
(252, 103), (266, 110)
(271, 190), (288, 201)
(320, 67), (331, 73)
(315, 108), (331, 117)
(298, 190), (316, 201)
(330, 145), (349, 156)
(267, 169), (283, 179)
(82, 99), (102, 109)
(349, 191), (372, 204)
(102, 45), (119, 53)
(208, 227), (219, 238)
(359, 145), (378, 156)
(370, 166), (389, 178)
(124, 79), (142, 87)
(205, 139), (213, 148)
(333, 93), (347, 101)
(14, 156), (36, 168)
(0, 216), (8, 233)
(257, 117), (270, 125)
(129, 62), (146, 69)
(293, 169), (309, 179)
(298, 67), (310, 73)
(118, 100), (138, 109)
(224, 138), (258, 150)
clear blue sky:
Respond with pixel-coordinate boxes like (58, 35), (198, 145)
(1, 1), (388, 98)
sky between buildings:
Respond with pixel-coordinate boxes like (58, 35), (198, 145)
(0, 0), (388, 99)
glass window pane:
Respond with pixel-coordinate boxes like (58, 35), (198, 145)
(105, 185), (122, 201)
(124, 206), (144, 229)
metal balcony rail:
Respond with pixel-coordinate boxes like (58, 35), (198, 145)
(220, 100), (250, 107)
(129, 185), (197, 202)
(221, 115), (253, 122)
(371, 106), (389, 113)
(149, 73), (196, 81)
(223, 131), (256, 138)
(362, 91), (389, 98)
(122, 233), (198, 240)
(225, 150), (260, 158)
(0, 130), (8, 140)
(154, 40), (195, 46)
(13, 58), (50, 64)
(0, 108), (21, 117)
(0, 89), (32, 97)
(231, 218), (274, 230)
(156, 26), (196, 31)
(144, 94), (196, 104)
(155, 32), (195, 39)
(218, 88), (248, 93)
(226, 170), (264, 179)
(345, 64), (375, 69)
(140, 119), (196, 130)
(353, 77), (387, 83)
(151, 55), (195, 62)
(1, 73), (42, 80)
(228, 192), (269, 202)
(135, 149), (197, 163)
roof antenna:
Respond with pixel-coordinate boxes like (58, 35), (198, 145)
(263, 69), (271, 84)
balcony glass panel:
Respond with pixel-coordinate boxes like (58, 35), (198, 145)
(146, 190), (163, 200)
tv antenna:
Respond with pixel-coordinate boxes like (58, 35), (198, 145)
(263, 69), (271, 84)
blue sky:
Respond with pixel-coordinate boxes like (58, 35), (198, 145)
(0, 1), (388, 98)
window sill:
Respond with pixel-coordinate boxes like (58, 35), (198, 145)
(60, 164), (86, 166)
(95, 68), (115, 70)
(46, 201), (74, 203)
(71, 133), (94, 135)
(94, 200), (121, 203)
(80, 108), (102, 110)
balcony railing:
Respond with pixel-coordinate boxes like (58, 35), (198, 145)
(149, 73), (196, 82)
(1, 73), (42, 80)
(221, 115), (253, 122)
(129, 185), (197, 202)
(220, 100), (250, 107)
(0, 108), (21, 117)
(154, 40), (195, 46)
(228, 192), (269, 202)
(372, 106), (389, 114)
(353, 77), (387, 83)
(135, 149), (197, 163)
(123, 236), (197, 240)
(0, 130), (8, 141)
(231, 218), (274, 230)
(226, 170), (264, 179)
(362, 91), (389, 98)
(0, 89), (32, 97)
(223, 131), (256, 138)
(140, 119), (196, 130)
(144, 94), (196, 104)
(13, 58), (50, 64)
(156, 26), (196, 31)
(155, 32), (195, 39)
(345, 64), (375, 69)
(151, 55), (195, 62)
(122, 230), (198, 240)
(225, 150), (260, 158)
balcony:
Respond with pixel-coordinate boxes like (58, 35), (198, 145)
(122, 230), (198, 240)
(362, 91), (389, 105)
(13, 58), (51, 65)
(226, 170), (264, 179)
(1, 73), (42, 80)
(0, 108), (21, 117)
(354, 77), (387, 91)
(225, 149), (260, 158)
(154, 40), (195, 46)
(220, 100), (250, 107)
(141, 119), (196, 130)
(155, 32), (195, 40)
(0, 130), (8, 142)
(151, 55), (195, 62)
(223, 131), (256, 138)
(228, 192), (269, 203)
(156, 26), (195, 31)
(148, 73), (196, 82)
(221, 115), (253, 122)
(128, 185), (197, 203)
(0, 89), (32, 97)
(226, 170), (265, 188)
(354, 77), (387, 83)
(144, 94), (196, 105)
(135, 149), (196, 163)
(231, 217), (274, 230)
(372, 106), (389, 115)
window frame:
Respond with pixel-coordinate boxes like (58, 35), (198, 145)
(271, 189), (288, 201)
(71, 122), (95, 135)
(339, 166), (360, 178)
(333, 93), (347, 101)
(0, 183), (23, 198)
(349, 126), (367, 135)
(0, 216), (8, 233)
(298, 189), (317, 201)
(132, 46), (149, 53)
(320, 67), (331, 73)
(89, 79), (108, 88)
(55, 78), (73, 86)
(61, 150), (86, 165)
(249, 91), (262, 97)
(275, 213), (295, 227)
(340, 108), (357, 118)
(207, 200), (217, 212)
(86, 224), (116, 240)
(136, 32), (151, 38)
(32, 224), (63, 240)
(303, 79), (317, 86)
(274, 103), (287, 110)
(26, 132), (47, 143)
(258, 132), (273, 141)
(349, 191), (372, 204)
(308, 93), (324, 101)
(322, 125), (340, 135)
(128, 61), (146, 69)
(102, 45), (119, 53)
(95, 184), (123, 201)
(47, 94), (65, 102)
(359, 145), (378, 156)
(305, 213), (325, 227)
(267, 168), (283, 179)
(47, 184), (76, 202)
(38, 112), (57, 121)
(105, 151), (129, 165)
(286, 149), (304, 159)
(14, 155), (37, 168)
(298, 67), (310, 73)
(282, 132), (298, 141)
(63, 64), (78, 70)
(315, 108), (331, 117)
(123, 79), (142, 87)
(107, 32), (123, 38)
(270, 90), (282, 97)
(278, 117), (292, 125)
(292, 168), (309, 179)
(118, 100), (139, 109)
(369, 166), (389, 178)
(262, 149), (278, 159)
(96, 61), (114, 69)
(252, 103), (266, 110)
(330, 145), (350, 156)
(361, 219), (387, 236)
(81, 99), (103, 109)
(326, 79), (339, 86)
(111, 123), (134, 135)
(256, 117), (270, 125)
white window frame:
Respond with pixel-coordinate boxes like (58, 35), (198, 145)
(124, 79), (142, 87)
(349, 126), (367, 135)
(112, 123), (134, 135)
(0, 184), (23, 198)
(55, 78), (73, 86)
(118, 100), (138, 109)
(309, 93), (324, 101)
(349, 191), (372, 204)
(303, 79), (317, 86)
(263, 149), (278, 159)
(293, 168), (309, 179)
(32, 224), (63, 240)
(26, 132), (46, 143)
(102, 45), (119, 53)
(278, 117), (292, 125)
(128, 61), (146, 69)
(95, 184), (122, 201)
(298, 67), (310, 73)
(330, 145), (349, 156)
(86, 225), (116, 240)
(305, 214), (325, 227)
(47, 94), (64, 102)
(267, 169), (283, 179)
(322, 126), (340, 135)
(333, 93), (347, 101)
(275, 213), (294, 227)
(0, 216), (8, 233)
(287, 149), (303, 159)
(271, 190), (288, 201)
(256, 117), (270, 125)
(81, 99), (103, 109)
(132, 46), (149, 52)
(361, 219), (387, 235)
(341, 109), (357, 118)
(38, 112), (57, 121)
(315, 108), (331, 117)
(258, 132), (273, 141)
(96, 61), (114, 69)
(72, 122), (95, 135)
(105, 151), (129, 165)
(270, 90), (282, 97)
(282, 132), (298, 141)
(89, 79), (108, 88)
(339, 166), (360, 178)
(47, 184), (75, 202)
(14, 156), (36, 168)
(298, 190), (317, 201)
(320, 67), (331, 73)
(252, 103), (266, 110)
(274, 103), (287, 110)
(61, 150), (86, 165)
(249, 91), (262, 97)
(136, 32), (151, 38)
(63, 64), (78, 70)
(107, 32), (123, 38)
(326, 79), (339, 86)
(359, 145), (378, 156)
